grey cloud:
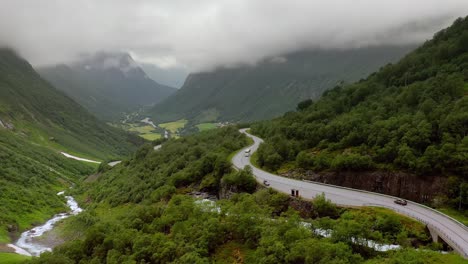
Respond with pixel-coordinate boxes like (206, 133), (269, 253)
(1, 0), (467, 71)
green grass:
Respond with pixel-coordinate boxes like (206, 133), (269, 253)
(0, 253), (31, 264)
(140, 133), (162, 141)
(14, 121), (104, 163)
(250, 151), (261, 169)
(0, 130), (93, 243)
(0, 229), (8, 243)
(438, 253), (468, 264)
(159, 119), (187, 133)
(196, 123), (217, 131)
(33, 203), (139, 249)
(120, 123), (163, 141)
(227, 148), (242, 163)
(195, 108), (220, 123)
(437, 207), (468, 226)
(128, 125), (156, 134)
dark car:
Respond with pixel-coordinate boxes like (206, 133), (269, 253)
(394, 199), (407, 206)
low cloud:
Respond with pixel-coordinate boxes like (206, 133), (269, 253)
(1, 0), (467, 71)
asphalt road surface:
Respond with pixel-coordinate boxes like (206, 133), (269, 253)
(232, 129), (468, 258)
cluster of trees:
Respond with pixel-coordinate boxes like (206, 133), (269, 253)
(252, 18), (468, 197)
(30, 189), (452, 264)
(79, 127), (249, 206)
(221, 166), (257, 194)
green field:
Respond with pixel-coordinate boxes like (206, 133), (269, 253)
(128, 125), (156, 134)
(140, 133), (161, 141)
(126, 124), (162, 141)
(159, 119), (187, 133)
(196, 123), (217, 131)
(0, 252), (31, 263)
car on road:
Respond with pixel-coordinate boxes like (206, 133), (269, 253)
(394, 199), (407, 206)
(263, 180), (270, 186)
(245, 148), (251, 153)
(244, 153), (249, 157)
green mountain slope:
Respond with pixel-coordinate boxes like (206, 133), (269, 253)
(251, 17), (468, 204)
(0, 49), (146, 243)
(149, 45), (415, 123)
(38, 52), (177, 121)
(29, 128), (464, 263)
(0, 130), (94, 243)
(0, 49), (143, 160)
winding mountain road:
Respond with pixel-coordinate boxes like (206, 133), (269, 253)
(232, 129), (468, 258)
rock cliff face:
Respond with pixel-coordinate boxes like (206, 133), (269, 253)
(218, 183), (239, 200)
(281, 170), (447, 204)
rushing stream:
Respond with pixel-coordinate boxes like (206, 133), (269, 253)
(7, 191), (83, 257)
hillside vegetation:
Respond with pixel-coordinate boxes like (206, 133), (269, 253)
(0, 49), (143, 160)
(0, 49), (143, 246)
(81, 127), (249, 205)
(251, 17), (468, 208)
(0, 130), (94, 243)
(28, 127), (464, 263)
(149, 45), (415, 123)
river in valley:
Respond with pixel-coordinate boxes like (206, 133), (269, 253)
(7, 191), (83, 257)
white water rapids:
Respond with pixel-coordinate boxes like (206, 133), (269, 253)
(7, 191), (83, 257)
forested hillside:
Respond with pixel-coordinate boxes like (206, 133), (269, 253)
(28, 127), (464, 263)
(149, 45), (415, 123)
(38, 52), (176, 121)
(0, 49), (143, 159)
(251, 17), (468, 207)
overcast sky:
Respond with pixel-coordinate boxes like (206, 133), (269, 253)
(1, 0), (468, 71)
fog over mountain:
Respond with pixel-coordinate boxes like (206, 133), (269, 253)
(1, 0), (468, 71)
(139, 63), (188, 88)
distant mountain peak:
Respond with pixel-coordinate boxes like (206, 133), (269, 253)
(75, 51), (141, 76)
(38, 51), (177, 120)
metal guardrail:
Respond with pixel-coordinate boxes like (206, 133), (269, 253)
(301, 179), (468, 233)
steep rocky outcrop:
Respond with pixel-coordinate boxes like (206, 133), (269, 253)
(281, 170), (447, 204)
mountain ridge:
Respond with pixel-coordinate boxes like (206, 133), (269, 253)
(149, 45), (416, 124)
(0, 48), (143, 159)
(38, 52), (177, 121)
